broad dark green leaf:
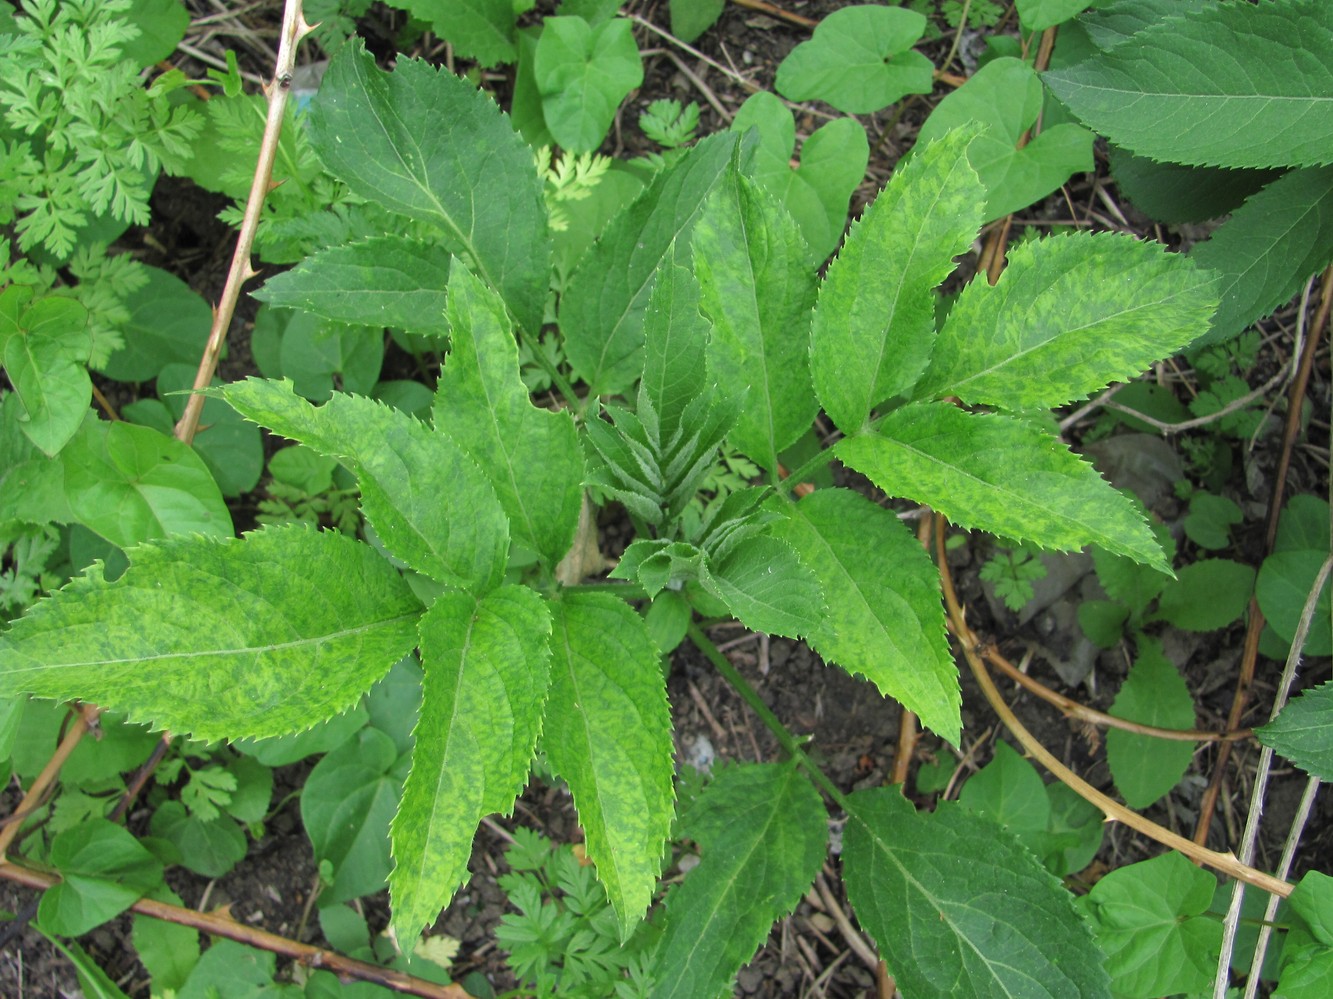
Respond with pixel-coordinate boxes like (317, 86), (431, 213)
(1190, 166), (1333, 345)
(390, 585), (551, 942)
(694, 177), (818, 472)
(650, 763), (827, 999)
(1258, 681), (1333, 781)
(60, 419), (232, 547)
(0, 525), (422, 742)
(307, 40), (549, 334)
(544, 593), (674, 936)
(99, 266), (211, 382)
(916, 58), (1093, 222)
(959, 741), (1050, 836)
(774, 6), (933, 115)
(1106, 638), (1196, 808)
(920, 231), (1217, 409)
(38, 819), (164, 936)
(0, 288), (91, 456)
(1106, 146), (1280, 225)
(669, 0), (724, 44)
(561, 132), (739, 394)
(844, 789), (1109, 997)
(149, 801), (247, 879)
(1078, 0), (1211, 52)
(434, 263), (583, 568)
(222, 378), (508, 590)
(810, 128), (984, 434)
(534, 16), (643, 153)
(1153, 558), (1254, 632)
(768, 489), (959, 744)
(153, 364), (263, 498)
(131, 889), (199, 993)
(1016, 0), (1090, 31)
(399, 0), (518, 67)
(255, 237), (453, 333)
(838, 403), (1168, 571)
(1044, 0), (1333, 169)
(1077, 851), (1220, 998)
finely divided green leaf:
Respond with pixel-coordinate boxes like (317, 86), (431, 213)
(919, 231), (1217, 409)
(837, 403), (1167, 570)
(390, 585), (551, 942)
(0, 525), (422, 741)
(1106, 638), (1196, 808)
(544, 593), (674, 937)
(1258, 681), (1333, 780)
(916, 58), (1093, 222)
(768, 489), (959, 744)
(434, 263), (584, 568)
(1043, 0), (1333, 169)
(222, 378), (508, 591)
(255, 237), (453, 333)
(774, 6), (933, 115)
(843, 789), (1109, 997)
(1078, 851), (1220, 998)
(534, 16), (643, 153)
(650, 763), (827, 999)
(694, 177), (818, 472)
(810, 128), (985, 434)
(1190, 165), (1333, 345)
(561, 132), (739, 394)
(307, 40), (550, 333)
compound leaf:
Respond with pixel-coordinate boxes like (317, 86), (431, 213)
(1258, 681), (1333, 781)
(307, 39), (549, 334)
(255, 237), (454, 334)
(768, 488), (959, 744)
(221, 378), (508, 591)
(434, 262), (583, 569)
(562, 131), (739, 394)
(700, 534), (823, 640)
(544, 592), (674, 937)
(1043, 0), (1333, 169)
(810, 127), (985, 435)
(920, 231), (1217, 409)
(0, 289), (91, 456)
(534, 16), (643, 153)
(843, 789), (1109, 997)
(1106, 638), (1196, 808)
(650, 763), (827, 999)
(639, 245), (710, 444)
(774, 6), (933, 115)
(837, 403), (1168, 571)
(1077, 851), (1220, 998)
(0, 525), (422, 742)
(694, 176), (818, 473)
(390, 585), (551, 943)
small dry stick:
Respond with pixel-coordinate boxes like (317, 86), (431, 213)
(0, 706), (95, 858)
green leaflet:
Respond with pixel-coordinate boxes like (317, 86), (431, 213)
(773, 5), (933, 115)
(1106, 638), (1196, 808)
(0, 525), (422, 742)
(0, 287), (92, 456)
(702, 534), (823, 640)
(649, 763), (827, 999)
(837, 403), (1168, 571)
(1043, 0), (1333, 169)
(1258, 681), (1333, 781)
(434, 263), (584, 569)
(390, 585), (551, 943)
(1106, 146), (1279, 226)
(915, 58), (1093, 223)
(544, 592), (674, 938)
(639, 244), (711, 444)
(1078, 852), (1220, 998)
(561, 131), (739, 394)
(100, 266), (211, 382)
(306, 39), (550, 334)
(768, 489), (959, 744)
(810, 127), (984, 435)
(727, 92), (868, 264)
(1016, 0), (1089, 31)
(1079, 0), (1210, 52)
(1190, 165), (1333, 345)
(255, 237), (454, 334)
(919, 231), (1217, 409)
(843, 790), (1109, 998)
(398, 0), (518, 67)
(533, 16), (643, 153)
(221, 378), (509, 591)
(694, 176), (818, 473)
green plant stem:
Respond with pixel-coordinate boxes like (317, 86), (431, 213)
(515, 325), (581, 412)
(686, 621), (847, 808)
(776, 443), (837, 498)
(566, 580), (646, 598)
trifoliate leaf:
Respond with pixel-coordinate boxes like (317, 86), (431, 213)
(0, 525), (422, 741)
(1106, 638), (1196, 808)
(534, 16), (643, 153)
(0, 287), (92, 456)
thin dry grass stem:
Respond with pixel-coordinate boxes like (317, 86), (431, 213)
(730, 0), (819, 30)
(1215, 553), (1333, 997)
(984, 647), (1252, 743)
(813, 871), (879, 971)
(176, 0), (315, 444)
(1194, 265), (1333, 849)
(936, 516), (1294, 898)
(647, 47), (733, 121)
(0, 862), (469, 998)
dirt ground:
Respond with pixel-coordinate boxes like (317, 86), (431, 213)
(2, 0), (1330, 996)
